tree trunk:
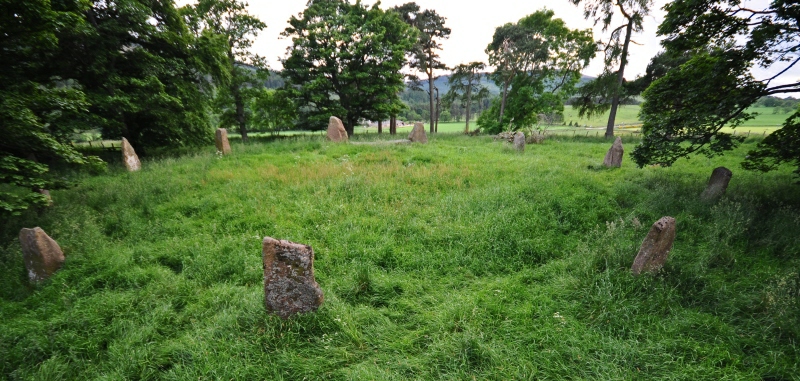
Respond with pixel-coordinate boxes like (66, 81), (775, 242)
(345, 118), (356, 137)
(378, 120), (383, 134)
(499, 79), (510, 124)
(390, 116), (396, 135)
(606, 21), (634, 139)
(428, 70), (435, 134)
(465, 84), (473, 133)
(232, 84), (248, 142)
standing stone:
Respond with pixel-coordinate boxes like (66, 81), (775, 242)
(603, 137), (624, 168)
(215, 128), (232, 155)
(19, 227), (65, 283)
(263, 237), (324, 319)
(327, 116), (348, 142)
(701, 167), (732, 200)
(513, 131), (525, 151)
(631, 217), (676, 275)
(121, 138), (141, 172)
(38, 189), (53, 206)
(408, 122), (428, 144)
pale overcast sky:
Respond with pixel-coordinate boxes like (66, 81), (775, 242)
(176, 0), (796, 88)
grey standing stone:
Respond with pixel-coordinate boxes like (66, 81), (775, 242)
(19, 227), (65, 283)
(701, 167), (732, 200)
(408, 122), (428, 143)
(513, 132), (525, 151)
(121, 138), (141, 172)
(327, 116), (348, 142)
(631, 217), (676, 275)
(603, 137), (624, 168)
(215, 128), (232, 155)
(263, 237), (324, 319)
(38, 189), (53, 206)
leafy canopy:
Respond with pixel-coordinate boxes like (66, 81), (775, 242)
(281, 0), (417, 136)
(631, 0), (800, 173)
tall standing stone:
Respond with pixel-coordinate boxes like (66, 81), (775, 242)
(121, 138), (141, 172)
(38, 189), (53, 206)
(19, 227), (65, 283)
(603, 137), (624, 168)
(263, 237), (324, 319)
(408, 122), (428, 144)
(215, 128), (232, 155)
(631, 217), (676, 275)
(327, 116), (348, 142)
(513, 131), (525, 151)
(701, 167), (732, 200)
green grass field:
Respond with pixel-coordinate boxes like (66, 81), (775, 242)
(2, 135), (799, 379)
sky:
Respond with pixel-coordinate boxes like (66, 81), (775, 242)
(176, 0), (797, 90)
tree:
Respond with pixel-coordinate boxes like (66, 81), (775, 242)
(569, 0), (653, 138)
(183, 0), (267, 142)
(393, 3), (451, 134)
(631, 0), (800, 174)
(443, 62), (486, 133)
(50, 0), (215, 151)
(0, 0), (105, 216)
(281, 0), (416, 137)
(249, 88), (297, 133)
(480, 10), (595, 133)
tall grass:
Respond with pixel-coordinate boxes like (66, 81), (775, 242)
(1, 134), (798, 380)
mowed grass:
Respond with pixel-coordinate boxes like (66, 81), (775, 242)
(2, 134), (800, 380)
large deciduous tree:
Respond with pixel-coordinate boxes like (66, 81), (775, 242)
(0, 0), (103, 216)
(182, 0), (267, 142)
(480, 10), (595, 133)
(56, 0), (213, 151)
(443, 62), (486, 133)
(281, 0), (416, 137)
(631, 0), (800, 176)
(393, 3), (451, 134)
(569, 0), (653, 138)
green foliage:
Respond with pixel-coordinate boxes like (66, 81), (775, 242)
(2, 136), (800, 379)
(633, 0), (799, 169)
(481, 10), (594, 133)
(743, 107), (800, 177)
(392, 3), (451, 132)
(0, 0), (103, 216)
(443, 62), (485, 133)
(183, 0), (268, 142)
(282, 0), (417, 136)
(249, 89), (298, 133)
(55, 0), (214, 150)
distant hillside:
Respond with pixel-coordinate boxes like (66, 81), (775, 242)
(412, 73), (597, 95)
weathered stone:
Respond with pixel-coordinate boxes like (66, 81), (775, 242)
(19, 227), (65, 283)
(513, 131), (525, 151)
(701, 167), (732, 200)
(38, 189), (53, 206)
(603, 137), (624, 168)
(631, 217), (676, 275)
(215, 128), (232, 155)
(408, 122), (428, 143)
(121, 138), (141, 172)
(327, 116), (348, 142)
(263, 237), (324, 318)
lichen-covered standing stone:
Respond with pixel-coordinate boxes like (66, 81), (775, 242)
(513, 131), (525, 151)
(408, 122), (428, 143)
(327, 116), (348, 142)
(263, 237), (324, 318)
(19, 227), (65, 283)
(701, 167), (732, 200)
(121, 137), (141, 172)
(631, 217), (676, 275)
(215, 128), (232, 155)
(603, 137), (624, 168)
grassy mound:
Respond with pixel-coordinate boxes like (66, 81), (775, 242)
(1, 134), (798, 379)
